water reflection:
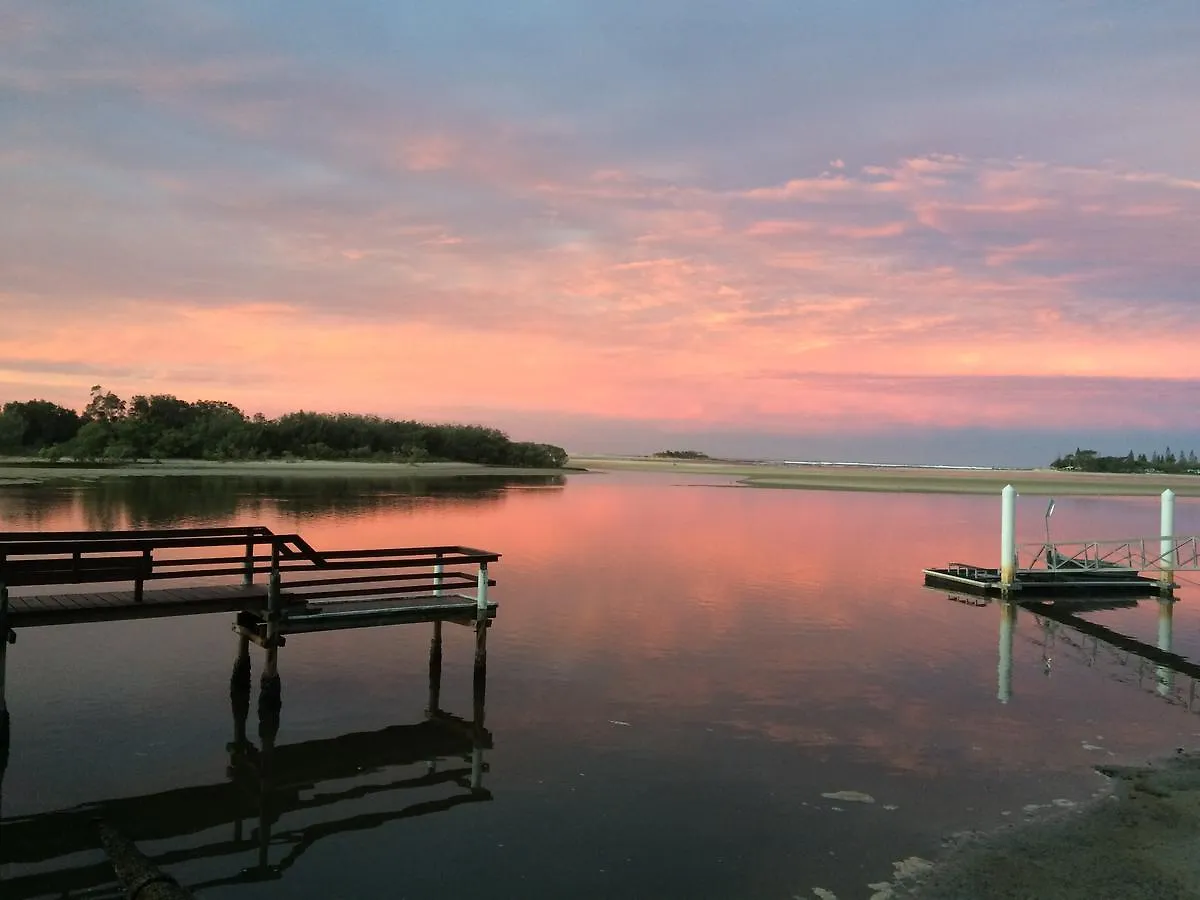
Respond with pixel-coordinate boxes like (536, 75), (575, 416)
(0, 473), (564, 530)
(981, 593), (1200, 715)
(0, 639), (490, 899)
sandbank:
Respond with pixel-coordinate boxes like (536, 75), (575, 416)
(570, 456), (1200, 496)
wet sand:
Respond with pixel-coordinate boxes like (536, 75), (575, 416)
(0, 458), (573, 486)
(572, 457), (1200, 496)
(901, 752), (1200, 900)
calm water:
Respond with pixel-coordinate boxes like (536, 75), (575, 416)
(3, 472), (1200, 899)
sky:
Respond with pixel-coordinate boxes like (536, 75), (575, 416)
(1, 1), (1198, 465)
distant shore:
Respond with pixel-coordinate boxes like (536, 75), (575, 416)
(902, 752), (1200, 899)
(570, 456), (1200, 496)
(0, 457), (575, 487)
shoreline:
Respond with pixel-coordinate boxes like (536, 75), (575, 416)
(900, 751), (1200, 899)
(570, 457), (1200, 496)
(0, 457), (575, 486)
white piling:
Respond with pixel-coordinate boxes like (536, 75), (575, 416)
(476, 562), (489, 611)
(1000, 485), (1017, 588)
(1160, 489), (1176, 586)
(998, 601), (1016, 704)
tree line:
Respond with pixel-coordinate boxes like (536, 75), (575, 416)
(1050, 448), (1200, 475)
(0, 387), (568, 468)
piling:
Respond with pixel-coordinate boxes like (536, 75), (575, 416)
(474, 562), (489, 679)
(229, 639), (251, 756)
(1160, 488), (1176, 587)
(97, 820), (196, 899)
(0, 580), (9, 749)
(259, 542), (282, 716)
(998, 600), (1016, 703)
(1000, 485), (1016, 589)
(231, 635), (251, 695)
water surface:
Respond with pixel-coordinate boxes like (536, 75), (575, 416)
(3, 473), (1199, 899)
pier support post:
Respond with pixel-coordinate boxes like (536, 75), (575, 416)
(1160, 488), (1176, 588)
(259, 648), (281, 718)
(474, 560), (489, 679)
(230, 634), (251, 754)
(259, 544), (282, 717)
(427, 621), (443, 716)
(231, 635), (251, 695)
(1000, 485), (1017, 589)
(0, 580), (10, 770)
(998, 600), (1016, 704)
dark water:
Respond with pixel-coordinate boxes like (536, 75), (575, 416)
(3, 473), (1200, 899)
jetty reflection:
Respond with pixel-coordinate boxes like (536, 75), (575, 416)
(0, 657), (490, 899)
(981, 592), (1200, 712)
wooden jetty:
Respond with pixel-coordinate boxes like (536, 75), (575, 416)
(0, 526), (495, 897)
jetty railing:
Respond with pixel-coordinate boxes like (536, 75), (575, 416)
(0, 526), (498, 613)
(1019, 537), (1200, 574)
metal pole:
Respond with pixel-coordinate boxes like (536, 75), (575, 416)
(998, 600), (1015, 704)
(434, 553), (443, 598)
(1000, 485), (1017, 588)
(1160, 489), (1176, 587)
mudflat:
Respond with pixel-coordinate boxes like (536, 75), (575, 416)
(903, 753), (1200, 900)
(571, 457), (1200, 496)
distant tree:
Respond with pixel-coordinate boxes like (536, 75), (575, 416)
(652, 450), (710, 460)
(28, 387), (567, 468)
(83, 385), (127, 424)
(0, 399), (81, 449)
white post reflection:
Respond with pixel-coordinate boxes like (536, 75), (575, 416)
(998, 600), (1016, 704)
(1157, 596), (1176, 697)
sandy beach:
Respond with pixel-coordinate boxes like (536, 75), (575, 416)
(571, 456), (1200, 496)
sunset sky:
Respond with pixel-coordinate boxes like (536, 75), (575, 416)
(2, 1), (1198, 464)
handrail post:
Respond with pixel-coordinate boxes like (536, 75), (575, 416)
(434, 552), (444, 598)
(135, 548), (150, 604)
(242, 534), (255, 588)
(476, 561), (488, 612)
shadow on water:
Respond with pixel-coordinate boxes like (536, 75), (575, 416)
(0, 474), (565, 530)
(0, 632), (491, 900)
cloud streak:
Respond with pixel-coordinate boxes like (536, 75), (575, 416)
(1, 1), (1198, 458)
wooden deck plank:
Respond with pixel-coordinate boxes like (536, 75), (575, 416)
(8, 584), (272, 628)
